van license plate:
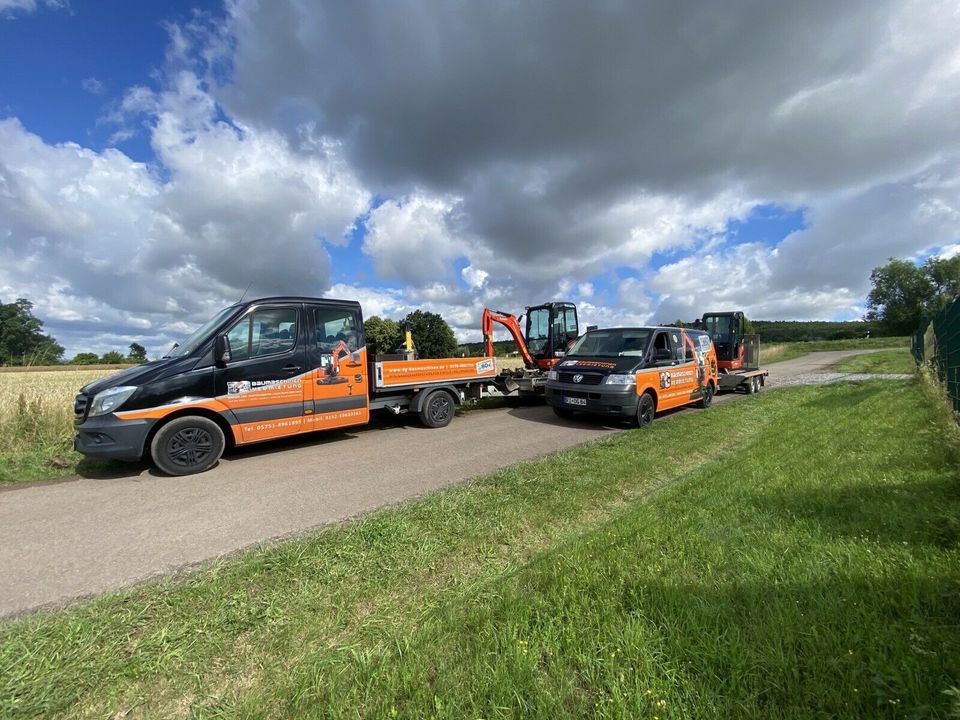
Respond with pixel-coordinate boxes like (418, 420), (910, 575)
(564, 397), (587, 406)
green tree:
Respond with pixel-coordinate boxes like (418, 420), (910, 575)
(128, 342), (148, 363)
(402, 310), (457, 359)
(0, 298), (64, 366)
(101, 351), (126, 364)
(363, 316), (404, 357)
(70, 352), (101, 365)
(865, 257), (960, 335)
(924, 256), (960, 313)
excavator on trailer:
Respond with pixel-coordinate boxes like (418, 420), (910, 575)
(700, 311), (768, 394)
(483, 301), (579, 398)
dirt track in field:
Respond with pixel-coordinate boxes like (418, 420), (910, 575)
(0, 349), (907, 618)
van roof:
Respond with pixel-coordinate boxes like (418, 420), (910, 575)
(234, 296), (362, 308)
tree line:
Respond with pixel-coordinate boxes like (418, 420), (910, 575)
(1, 257), (957, 366)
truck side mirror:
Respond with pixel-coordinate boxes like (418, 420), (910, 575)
(215, 334), (231, 367)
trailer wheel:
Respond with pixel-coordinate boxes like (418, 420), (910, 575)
(636, 392), (656, 428)
(745, 377), (756, 395)
(420, 390), (455, 428)
(697, 383), (714, 409)
(753, 376), (762, 393)
(150, 415), (225, 476)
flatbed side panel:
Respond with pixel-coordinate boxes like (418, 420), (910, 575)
(375, 356), (497, 389)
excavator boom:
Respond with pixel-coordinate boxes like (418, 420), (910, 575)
(482, 308), (537, 369)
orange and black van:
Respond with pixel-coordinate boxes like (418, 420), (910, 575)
(74, 296), (496, 475)
(545, 326), (718, 426)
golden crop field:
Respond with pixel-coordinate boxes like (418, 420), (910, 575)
(0, 367), (121, 454)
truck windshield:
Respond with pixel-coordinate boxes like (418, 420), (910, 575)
(567, 329), (651, 358)
(703, 315), (735, 344)
(165, 306), (239, 358)
(526, 307), (550, 355)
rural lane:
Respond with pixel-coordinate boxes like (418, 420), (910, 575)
(0, 349), (898, 617)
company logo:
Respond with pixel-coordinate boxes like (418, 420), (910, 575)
(476, 358), (495, 374)
(573, 374), (584, 383)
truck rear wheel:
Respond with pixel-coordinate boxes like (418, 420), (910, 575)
(636, 392), (656, 428)
(420, 390), (455, 428)
(150, 416), (225, 476)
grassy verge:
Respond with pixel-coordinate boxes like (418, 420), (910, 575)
(2, 379), (958, 718)
(0, 368), (123, 485)
(832, 348), (917, 374)
(762, 336), (909, 365)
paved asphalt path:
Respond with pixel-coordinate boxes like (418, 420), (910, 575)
(0, 349), (898, 617)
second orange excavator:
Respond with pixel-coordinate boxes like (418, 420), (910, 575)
(483, 301), (579, 397)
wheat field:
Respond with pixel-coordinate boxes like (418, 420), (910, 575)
(0, 368), (119, 455)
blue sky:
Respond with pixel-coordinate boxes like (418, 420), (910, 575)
(0, 1), (958, 357)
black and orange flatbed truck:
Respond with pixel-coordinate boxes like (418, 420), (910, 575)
(74, 297), (496, 475)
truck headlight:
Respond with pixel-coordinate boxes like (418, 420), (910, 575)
(547, 370), (558, 381)
(89, 386), (138, 416)
(604, 374), (636, 385)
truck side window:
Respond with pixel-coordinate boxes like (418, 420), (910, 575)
(314, 307), (362, 352)
(226, 307), (298, 362)
(651, 332), (672, 363)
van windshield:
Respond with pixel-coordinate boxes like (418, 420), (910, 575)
(566, 329), (651, 358)
(165, 306), (239, 358)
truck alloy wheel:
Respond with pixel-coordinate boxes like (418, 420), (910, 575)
(151, 416), (225, 476)
(420, 390), (455, 428)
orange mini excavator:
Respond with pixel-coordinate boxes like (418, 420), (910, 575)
(483, 301), (578, 397)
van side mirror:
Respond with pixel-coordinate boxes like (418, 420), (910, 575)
(215, 334), (231, 367)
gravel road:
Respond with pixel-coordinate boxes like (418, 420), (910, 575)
(0, 348), (909, 618)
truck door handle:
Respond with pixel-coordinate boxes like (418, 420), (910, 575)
(282, 365), (301, 374)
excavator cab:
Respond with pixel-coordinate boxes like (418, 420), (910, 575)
(701, 311), (745, 371)
(525, 302), (579, 369)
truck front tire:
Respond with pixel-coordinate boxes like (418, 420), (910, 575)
(150, 416), (225, 476)
(420, 390), (455, 428)
(636, 392), (656, 428)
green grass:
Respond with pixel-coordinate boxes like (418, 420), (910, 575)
(762, 336), (910, 365)
(833, 348), (917, 375)
(2, 380), (959, 719)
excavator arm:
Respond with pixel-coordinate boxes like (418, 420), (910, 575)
(482, 308), (537, 369)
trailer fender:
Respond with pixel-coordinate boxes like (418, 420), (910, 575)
(409, 385), (463, 414)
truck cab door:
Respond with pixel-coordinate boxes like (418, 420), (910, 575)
(216, 303), (308, 443)
(306, 304), (370, 431)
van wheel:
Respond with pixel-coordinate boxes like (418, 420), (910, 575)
(420, 390), (455, 428)
(636, 392), (656, 428)
(553, 406), (574, 420)
(151, 416), (225, 476)
(698, 384), (713, 409)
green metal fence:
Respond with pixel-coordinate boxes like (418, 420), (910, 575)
(913, 296), (960, 411)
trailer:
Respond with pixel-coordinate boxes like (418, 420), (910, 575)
(73, 296), (495, 475)
(709, 329), (768, 394)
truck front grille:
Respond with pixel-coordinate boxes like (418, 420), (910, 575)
(558, 372), (604, 385)
(74, 393), (91, 424)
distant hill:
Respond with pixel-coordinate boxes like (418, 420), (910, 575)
(458, 320), (884, 355)
(750, 320), (879, 342)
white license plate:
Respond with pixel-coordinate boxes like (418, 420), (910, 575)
(564, 396), (587, 406)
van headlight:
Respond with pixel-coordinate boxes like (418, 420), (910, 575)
(547, 370), (558, 381)
(604, 374), (636, 385)
(89, 386), (138, 416)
